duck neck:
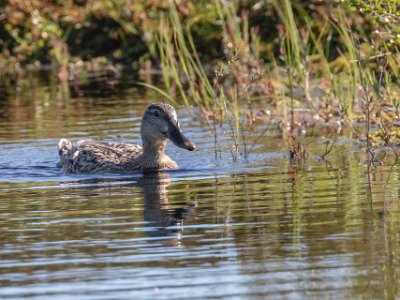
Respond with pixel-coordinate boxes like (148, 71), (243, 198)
(142, 136), (168, 159)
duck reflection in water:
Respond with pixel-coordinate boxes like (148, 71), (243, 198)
(139, 171), (195, 237)
(70, 171), (194, 238)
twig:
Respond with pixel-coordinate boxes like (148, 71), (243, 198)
(221, 89), (239, 162)
(321, 135), (336, 161)
(353, 52), (392, 63)
(356, 45), (374, 204)
(246, 116), (274, 158)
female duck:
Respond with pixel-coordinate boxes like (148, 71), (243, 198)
(58, 103), (195, 174)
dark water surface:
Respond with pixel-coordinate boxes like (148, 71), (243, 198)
(1, 74), (400, 299)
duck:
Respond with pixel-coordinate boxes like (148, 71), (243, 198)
(57, 103), (195, 174)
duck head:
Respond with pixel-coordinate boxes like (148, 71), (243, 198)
(141, 103), (195, 151)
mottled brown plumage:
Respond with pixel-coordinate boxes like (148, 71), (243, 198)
(57, 103), (195, 174)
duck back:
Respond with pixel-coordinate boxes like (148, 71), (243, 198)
(58, 139), (143, 173)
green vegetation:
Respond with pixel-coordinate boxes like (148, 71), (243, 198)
(2, 0), (400, 154)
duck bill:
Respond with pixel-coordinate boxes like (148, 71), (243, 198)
(168, 123), (195, 151)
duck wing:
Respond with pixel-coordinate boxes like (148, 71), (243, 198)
(59, 140), (143, 173)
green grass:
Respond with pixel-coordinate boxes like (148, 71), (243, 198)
(141, 0), (400, 157)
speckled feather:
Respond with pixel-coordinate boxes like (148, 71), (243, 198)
(58, 140), (144, 173)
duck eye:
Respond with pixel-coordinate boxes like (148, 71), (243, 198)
(153, 110), (160, 117)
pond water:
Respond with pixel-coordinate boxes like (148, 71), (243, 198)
(0, 73), (399, 299)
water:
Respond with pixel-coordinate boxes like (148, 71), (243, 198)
(1, 73), (400, 299)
